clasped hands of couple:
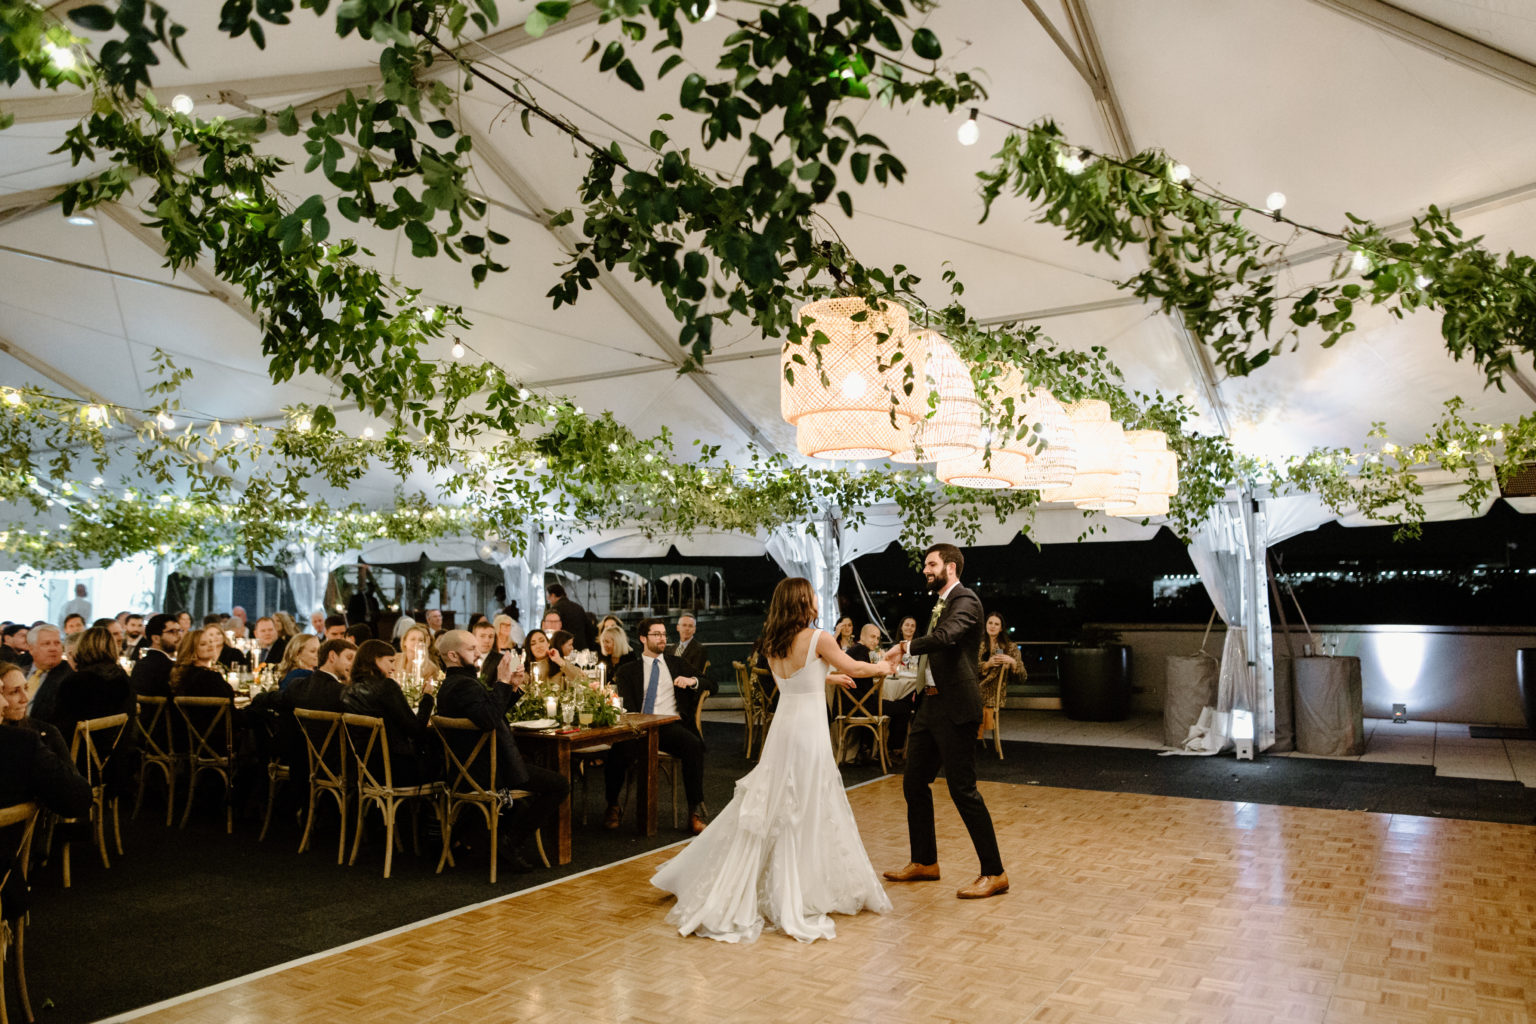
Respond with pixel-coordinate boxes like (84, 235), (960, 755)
(826, 644), (905, 691)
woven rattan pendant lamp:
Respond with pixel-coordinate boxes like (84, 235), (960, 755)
(1039, 400), (1129, 504)
(891, 331), (980, 463)
(1007, 388), (1076, 489)
(1112, 430), (1180, 517)
(781, 298), (926, 460)
(935, 367), (1038, 488)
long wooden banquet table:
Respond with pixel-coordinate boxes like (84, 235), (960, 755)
(514, 712), (678, 865)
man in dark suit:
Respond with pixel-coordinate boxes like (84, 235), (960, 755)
(545, 584), (592, 651)
(286, 638), (353, 712)
(434, 630), (566, 871)
(882, 543), (1007, 899)
(672, 613), (711, 691)
(604, 616), (708, 835)
(130, 614), (183, 698)
(24, 625), (70, 724)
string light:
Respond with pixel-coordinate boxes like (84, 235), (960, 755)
(451, 341), (466, 359)
(1264, 191), (1286, 214)
(1, 391), (21, 407)
(84, 405), (107, 425)
(170, 94), (195, 115)
(1169, 162), (1191, 183)
(1060, 148), (1085, 175)
(65, 214), (95, 226)
(362, 426), (374, 439)
(157, 412), (176, 430)
(295, 414), (312, 431)
(1414, 273), (1433, 289)
(1351, 250), (1372, 274)
(957, 109), (980, 147)
(42, 42), (75, 71)
(233, 426), (247, 440)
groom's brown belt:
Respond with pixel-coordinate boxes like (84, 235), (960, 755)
(923, 685), (939, 696)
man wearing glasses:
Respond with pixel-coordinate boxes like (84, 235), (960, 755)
(130, 613), (184, 698)
(604, 618), (709, 835)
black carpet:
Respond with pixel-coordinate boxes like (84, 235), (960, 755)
(18, 721), (1534, 1023)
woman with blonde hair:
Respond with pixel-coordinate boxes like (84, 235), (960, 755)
(597, 622), (633, 677)
(275, 633), (320, 691)
(652, 577), (897, 943)
(398, 622), (443, 682)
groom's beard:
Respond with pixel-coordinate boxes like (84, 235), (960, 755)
(924, 572), (944, 593)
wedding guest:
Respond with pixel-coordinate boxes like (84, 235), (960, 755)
(434, 630), (566, 872)
(284, 638), (354, 712)
(2, 624), (32, 673)
(43, 626), (135, 740)
(833, 616), (855, 652)
(977, 612), (1023, 741)
(522, 629), (555, 683)
(840, 623), (886, 762)
(344, 622), (372, 645)
(170, 625), (237, 700)
(273, 611), (299, 644)
(597, 623), (634, 678)
(309, 610), (327, 635)
(1, 661), (70, 760)
(253, 616), (282, 665)
(90, 616), (125, 653)
(480, 614), (520, 683)
(24, 625), (70, 722)
(424, 609), (444, 636)
(391, 615), (417, 646)
(275, 633), (320, 691)
(322, 614), (347, 641)
(62, 613), (86, 638)
(543, 630), (584, 685)
(342, 638), (436, 784)
(62, 583), (91, 624)
(497, 609), (525, 649)
(0, 661), (92, 819)
(540, 610), (562, 635)
(398, 624), (442, 682)
(603, 617), (708, 835)
(132, 614), (183, 698)
(673, 613), (710, 689)
(175, 611), (193, 632)
(545, 584), (591, 650)
(471, 619), (496, 667)
(847, 623), (883, 666)
(122, 612), (145, 658)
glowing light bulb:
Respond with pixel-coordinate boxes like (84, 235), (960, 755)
(1265, 191), (1286, 212)
(2, 391), (21, 406)
(518, 388), (531, 400)
(66, 214), (95, 226)
(1351, 250), (1371, 274)
(233, 426), (247, 440)
(1061, 150), (1085, 175)
(840, 371), (867, 399)
(170, 94), (195, 115)
(295, 414), (312, 431)
(43, 43), (75, 71)
(451, 341), (466, 359)
(157, 412), (176, 430)
(85, 405), (107, 425)
(1169, 162), (1191, 183)
(362, 427), (374, 439)
(91, 476), (103, 487)
(1414, 273), (1432, 289)
(957, 110), (980, 147)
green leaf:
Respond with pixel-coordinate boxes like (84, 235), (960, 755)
(910, 28), (942, 60)
(850, 151), (869, 184)
(67, 5), (116, 31)
(658, 54), (684, 78)
(427, 119), (455, 139)
(837, 191), (853, 218)
(600, 41), (623, 73)
(615, 59), (645, 91)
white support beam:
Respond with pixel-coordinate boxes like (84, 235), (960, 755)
(98, 203), (263, 331)
(449, 116), (781, 454)
(1309, 0), (1536, 97)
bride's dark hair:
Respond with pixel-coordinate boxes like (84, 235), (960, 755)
(760, 577), (817, 660)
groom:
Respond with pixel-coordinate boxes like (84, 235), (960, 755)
(883, 543), (1008, 899)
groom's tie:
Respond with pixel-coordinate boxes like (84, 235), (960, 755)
(642, 657), (661, 714)
(916, 597), (947, 695)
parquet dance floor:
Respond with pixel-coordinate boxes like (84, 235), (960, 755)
(114, 777), (1534, 1024)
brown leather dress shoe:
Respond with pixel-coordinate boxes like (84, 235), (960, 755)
(956, 872), (1009, 899)
(602, 805), (622, 830)
(688, 812), (707, 836)
(882, 862), (941, 882)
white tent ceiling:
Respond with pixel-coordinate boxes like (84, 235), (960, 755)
(3, 0), (1535, 549)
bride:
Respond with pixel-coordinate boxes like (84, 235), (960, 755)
(652, 577), (901, 942)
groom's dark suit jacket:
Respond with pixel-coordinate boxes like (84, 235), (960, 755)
(907, 583), (985, 725)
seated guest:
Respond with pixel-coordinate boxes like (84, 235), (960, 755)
(0, 660), (92, 814)
(544, 630), (585, 683)
(62, 613), (86, 637)
(977, 612), (1023, 740)
(479, 615), (519, 685)
(496, 610), (524, 650)
(398, 623), (442, 683)
(122, 612), (145, 660)
(1, 661), (70, 760)
(1, 624), (31, 673)
(391, 615), (416, 646)
(132, 613), (184, 698)
(44, 626), (135, 739)
(883, 616), (921, 755)
(175, 610), (194, 632)
(673, 613), (711, 690)
(423, 609), (444, 636)
(603, 617), (708, 835)
(846, 622), (883, 667)
(171, 625), (237, 700)
(322, 614), (347, 641)
(596, 623), (634, 678)
(434, 630), (566, 872)
(839, 622), (886, 762)
(833, 616), (855, 652)
(521, 629), (555, 683)
(252, 616), (282, 666)
(92, 616), (125, 653)
(469, 618), (496, 674)
(25, 625), (70, 723)
(344, 622), (372, 645)
(309, 610), (327, 636)
(275, 633), (320, 691)
(285, 638), (354, 712)
(342, 639), (436, 785)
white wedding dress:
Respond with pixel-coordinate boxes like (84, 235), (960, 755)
(651, 629), (892, 942)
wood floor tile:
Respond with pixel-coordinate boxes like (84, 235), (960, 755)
(115, 779), (1535, 1024)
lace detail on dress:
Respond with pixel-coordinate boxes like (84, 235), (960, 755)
(652, 629), (891, 942)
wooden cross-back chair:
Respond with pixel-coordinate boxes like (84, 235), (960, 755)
(658, 692), (709, 826)
(293, 709), (350, 864)
(745, 666), (777, 760)
(176, 696), (234, 833)
(61, 713), (129, 886)
(832, 678), (890, 774)
(429, 716), (544, 884)
(133, 696), (183, 826)
(341, 714), (444, 879)
(0, 801), (41, 1024)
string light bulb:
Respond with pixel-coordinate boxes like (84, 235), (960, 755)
(233, 426), (247, 440)
(1351, 249), (1372, 274)
(1414, 272), (1433, 289)
(957, 109), (980, 147)
(362, 427), (374, 439)
(451, 341), (466, 359)
(1264, 191), (1286, 213)
(1061, 149), (1086, 175)
(43, 42), (75, 70)
(170, 94), (195, 115)
(1169, 162), (1191, 183)
(157, 412), (176, 430)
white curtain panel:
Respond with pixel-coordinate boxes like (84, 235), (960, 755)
(1175, 502), (1256, 754)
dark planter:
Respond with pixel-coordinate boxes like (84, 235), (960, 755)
(1060, 644), (1133, 721)
(1519, 648), (1536, 731)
